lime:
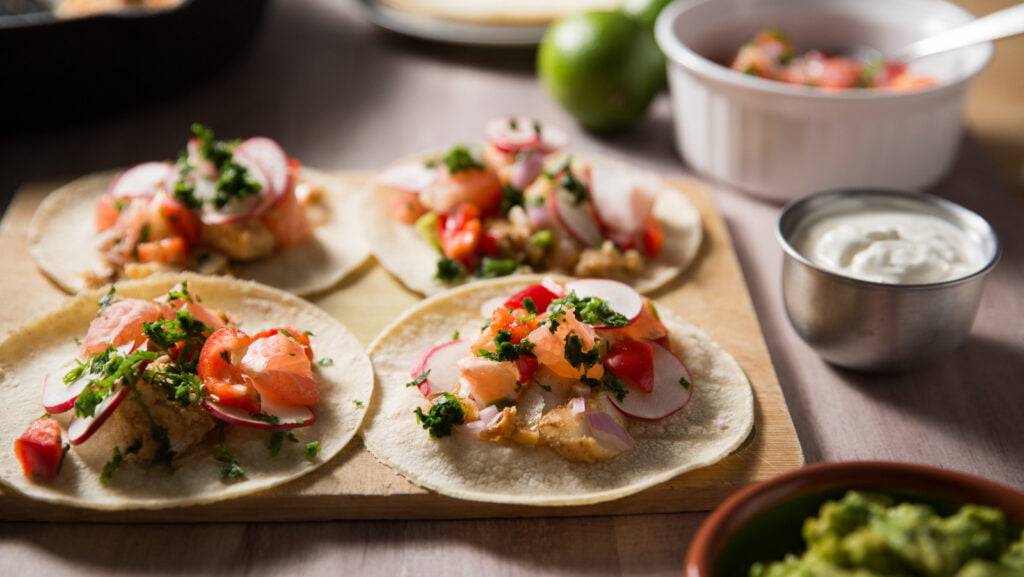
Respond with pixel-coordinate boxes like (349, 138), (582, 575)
(622, 0), (675, 31)
(538, 11), (664, 133)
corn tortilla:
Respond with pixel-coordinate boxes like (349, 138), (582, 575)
(361, 276), (754, 506)
(0, 274), (374, 510)
(28, 167), (369, 297)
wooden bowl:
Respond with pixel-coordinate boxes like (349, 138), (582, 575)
(685, 461), (1024, 577)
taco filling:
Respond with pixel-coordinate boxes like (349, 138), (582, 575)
(13, 281), (328, 486)
(362, 276), (754, 506)
(86, 124), (319, 287)
(406, 277), (692, 463)
(1, 275), (372, 509)
(365, 115), (702, 295)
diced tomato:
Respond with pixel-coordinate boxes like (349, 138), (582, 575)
(251, 327), (313, 361)
(157, 193), (201, 245)
(95, 193), (121, 232)
(503, 283), (563, 313)
(604, 340), (655, 393)
(198, 327), (259, 414)
(515, 354), (539, 383)
(642, 215), (664, 258)
(14, 417), (64, 481)
(478, 229), (503, 257)
(137, 236), (190, 264)
(439, 203), (482, 266)
(471, 306), (538, 356)
(261, 188), (314, 249)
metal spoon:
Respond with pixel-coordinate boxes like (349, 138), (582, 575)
(870, 2), (1024, 63)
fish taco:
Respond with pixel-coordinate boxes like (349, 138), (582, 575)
(0, 274), (373, 509)
(361, 276), (754, 506)
(29, 124), (369, 297)
(359, 116), (703, 296)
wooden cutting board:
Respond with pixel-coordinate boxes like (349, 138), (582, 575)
(0, 172), (803, 522)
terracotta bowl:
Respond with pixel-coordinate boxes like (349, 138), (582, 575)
(685, 461), (1024, 577)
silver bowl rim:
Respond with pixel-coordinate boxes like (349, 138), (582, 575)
(775, 187), (1002, 289)
(654, 0), (994, 102)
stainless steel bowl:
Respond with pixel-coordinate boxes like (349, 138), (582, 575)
(777, 189), (1000, 372)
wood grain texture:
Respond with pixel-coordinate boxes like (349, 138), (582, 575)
(0, 172), (803, 522)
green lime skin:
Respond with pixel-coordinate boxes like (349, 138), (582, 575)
(622, 0), (675, 31)
(538, 11), (665, 133)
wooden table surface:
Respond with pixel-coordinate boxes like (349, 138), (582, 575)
(0, 0), (1021, 575)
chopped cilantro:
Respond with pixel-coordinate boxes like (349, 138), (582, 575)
(435, 257), (466, 283)
(214, 445), (246, 481)
(413, 393), (465, 438)
(98, 287), (117, 311)
(679, 376), (691, 390)
(317, 357), (334, 367)
(353, 400), (364, 408)
(522, 297), (537, 315)
(558, 160), (588, 206)
(440, 146), (483, 174)
(479, 257), (519, 278)
(500, 185), (525, 214)
(71, 348), (159, 418)
(476, 329), (534, 363)
(548, 292), (629, 328)
(452, 330), (461, 340)
(166, 281), (196, 304)
(563, 332), (602, 374)
(268, 431), (298, 457)
(304, 442), (321, 459)
(406, 370), (431, 388)
(600, 374), (629, 402)
(530, 229), (553, 249)
(100, 441), (141, 484)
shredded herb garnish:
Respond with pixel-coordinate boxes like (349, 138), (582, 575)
(100, 441), (141, 484)
(440, 146), (483, 174)
(304, 442), (321, 459)
(435, 257), (466, 283)
(479, 257), (518, 278)
(98, 287), (117, 311)
(500, 185), (524, 214)
(476, 329), (534, 363)
(414, 393), (465, 438)
(563, 332), (602, 374)
(317, 357), (334, 367)
(557, 160), (588, 206)
(522, 297), (537, 315)
(268, 431), (299, 457)
(69, 347), (159, 418)
(547, 292), (630, 329)
(214, 445), (245, 481)
(679, 376), (691, 390)
(406, 370), (431, 388)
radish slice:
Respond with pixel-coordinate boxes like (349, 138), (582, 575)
(509, 149), (545, 190)
(485, 116), (569, 153)
(550, 183), (603, 247)
(589, 163), (659, 237)
(564, 279), (644, 324)
(202, 398), (315, 431)
(44, 343), (138, 414)
(197, 157), (271, 225)
(411, 339), (470, 397)
(66, 387), (128, 445)
(609, 340), (694, 422)
(377, 162), (438, 193)
(110, 162), (175, 200)
(42, 372), (90, 415)
(234, 137), (290, 204)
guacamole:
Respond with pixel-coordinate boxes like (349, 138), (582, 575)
(750, 491), (1024, 577)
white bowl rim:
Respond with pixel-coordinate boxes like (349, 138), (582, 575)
(654, 0), (994, 102)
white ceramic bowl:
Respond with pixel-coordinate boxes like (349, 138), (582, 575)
(654, 0), (993, 203)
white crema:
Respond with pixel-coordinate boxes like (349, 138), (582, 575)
(793, 210), (986, 284)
